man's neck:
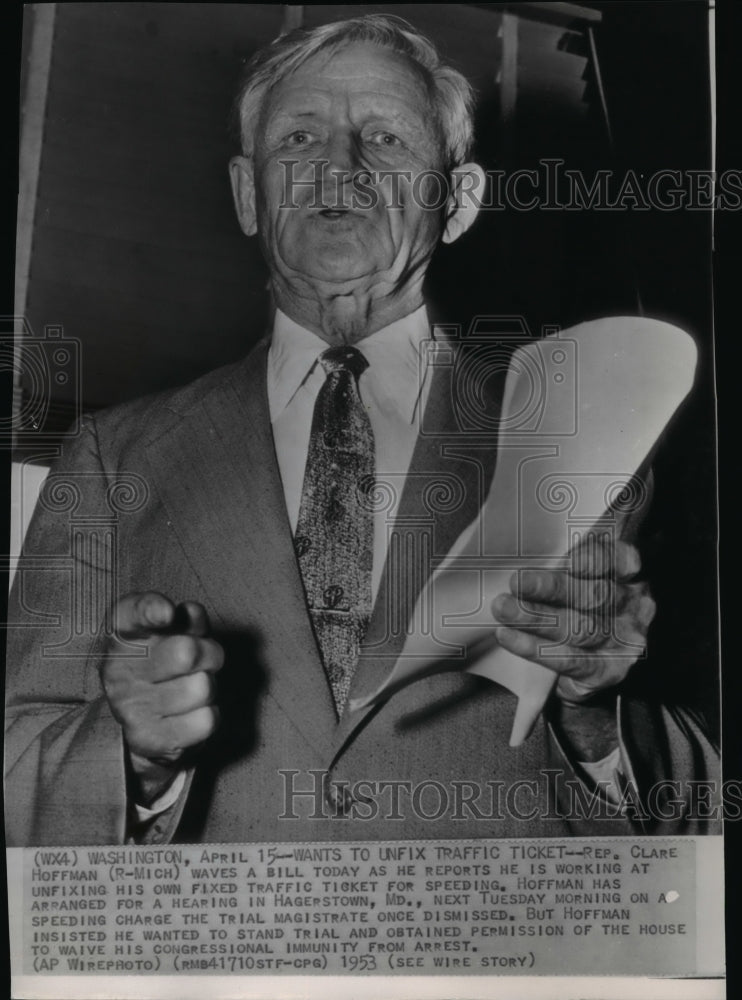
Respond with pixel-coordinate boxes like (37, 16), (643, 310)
(273, 282), (426, 345)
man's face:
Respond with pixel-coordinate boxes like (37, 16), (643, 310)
(249, 41), (448, 291)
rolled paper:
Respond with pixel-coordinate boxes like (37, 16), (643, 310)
(349, 317), (698, 745)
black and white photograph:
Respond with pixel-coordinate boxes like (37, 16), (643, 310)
(3, 2), (728, 997)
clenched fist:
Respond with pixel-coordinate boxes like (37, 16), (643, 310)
(101, 592), (224, 803)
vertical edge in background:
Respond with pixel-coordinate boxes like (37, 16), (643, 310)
(14, 3), (56, 434)
(709, 0), (716, 249)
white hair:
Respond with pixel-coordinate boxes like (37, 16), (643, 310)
(232, 14), (475, 170)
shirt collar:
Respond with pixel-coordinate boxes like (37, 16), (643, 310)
(267, 305), (433, 424)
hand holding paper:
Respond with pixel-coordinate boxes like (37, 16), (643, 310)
(487, 532), (657, 703)
(349, 317), (698, 744)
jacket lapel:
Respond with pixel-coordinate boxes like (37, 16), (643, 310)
(144, 340), (338, 760)
(331, 342), (504, 755)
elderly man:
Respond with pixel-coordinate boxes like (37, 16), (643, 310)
(5, 15), (718, 846)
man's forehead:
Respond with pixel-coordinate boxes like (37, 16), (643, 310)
(262, 41), (433, 116)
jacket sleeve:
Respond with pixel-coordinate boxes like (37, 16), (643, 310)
(544, 466), (721, 833)
(5, 416), (129, 846)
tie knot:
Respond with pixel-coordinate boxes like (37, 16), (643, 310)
(320, 346), (369, 379)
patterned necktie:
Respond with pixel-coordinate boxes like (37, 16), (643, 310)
(294, 346), (375, 715)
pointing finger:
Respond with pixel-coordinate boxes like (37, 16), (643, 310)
(114, 592), (176, 640)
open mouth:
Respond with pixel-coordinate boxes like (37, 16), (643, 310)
(317, 208), (353, 219)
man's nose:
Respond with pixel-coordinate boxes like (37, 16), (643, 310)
(324, 130), (363, 182)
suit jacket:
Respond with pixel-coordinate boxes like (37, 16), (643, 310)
(5, 338), (720, 846)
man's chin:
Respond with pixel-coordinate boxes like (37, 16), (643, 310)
(285, 249), (379, 286)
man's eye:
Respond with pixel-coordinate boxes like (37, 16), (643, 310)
(369, 132), (401, 148)
(286, 131), (313, 146)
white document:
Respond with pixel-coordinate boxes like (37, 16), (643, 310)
(350, 316), (698, 744)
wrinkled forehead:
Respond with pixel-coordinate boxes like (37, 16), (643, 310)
(257, 40), (438, 130)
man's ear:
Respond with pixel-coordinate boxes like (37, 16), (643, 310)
(229, 155), (258, 237)
(442, 163), (486, 245)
